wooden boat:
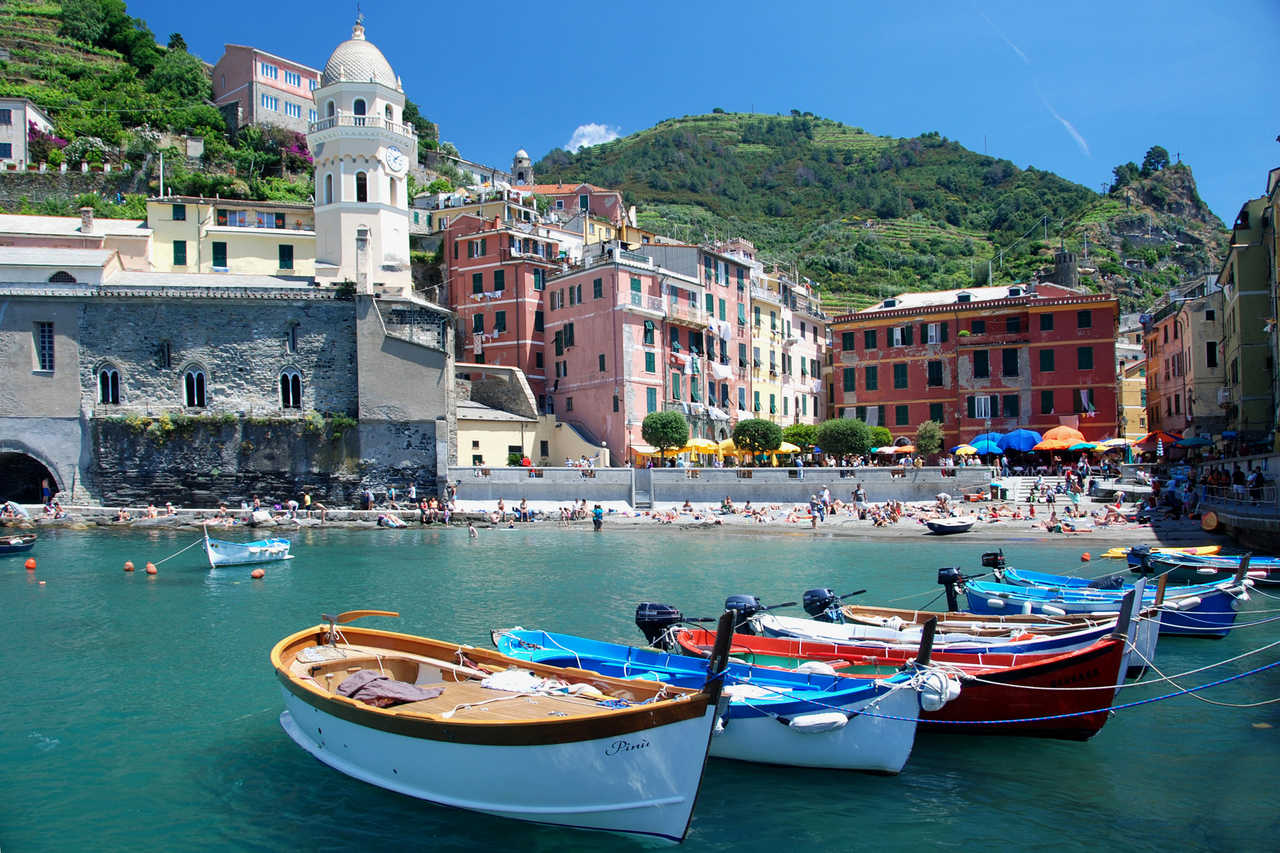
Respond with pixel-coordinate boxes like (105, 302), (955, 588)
(673, 618), (1136, 741)
(926, 518), (974, 535)
(204, 525), (292, 568)
(0, 532), (37, 554)
(969, 567), (1250, 638)
(272, 609), (735, 842)
(1129, 549), (1279, 586)
(494, 625), (951, 774)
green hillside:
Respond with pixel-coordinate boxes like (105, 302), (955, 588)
(536, 111), (1228, 311)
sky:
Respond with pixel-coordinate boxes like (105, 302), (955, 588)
(129, 0), (1279, 224)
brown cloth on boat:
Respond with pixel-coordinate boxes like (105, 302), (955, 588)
(336, 669), (445, 708)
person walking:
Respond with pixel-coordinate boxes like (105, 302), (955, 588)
(592, 503), (604, 531)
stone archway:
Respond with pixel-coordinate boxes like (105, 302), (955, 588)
(0, 451), (59, 503)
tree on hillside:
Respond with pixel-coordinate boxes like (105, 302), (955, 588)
(734, 418), (782, 456)
(1111, 161), (1140, 192)
(1141, 146), (1170, 177)
(915, 420), (944, 457)
(641, 411), (689, 463)
(816, 418), (870, 457)
(147, 49), (210, 101)
(167, 33), (187, 51)
(781, 423), (818, 452)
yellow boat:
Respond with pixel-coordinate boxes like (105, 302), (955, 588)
(1100, 544), (1222, 560)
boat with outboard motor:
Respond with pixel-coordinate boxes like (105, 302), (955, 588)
(1127, 547), (1279, 586)
(962, 552), (1251, 638)
(673, 590), (1138, 741)
(493, 618), (958, 774)
(271, 609), (736, 842)
(205, 524), (292, 568)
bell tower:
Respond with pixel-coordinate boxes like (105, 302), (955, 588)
(512, 148), (532, 185)
(309, 20), (417, 295)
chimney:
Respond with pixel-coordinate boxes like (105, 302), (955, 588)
(80, 207), (94, 234)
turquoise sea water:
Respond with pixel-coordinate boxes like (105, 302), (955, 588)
(1, 526), (1278, 851)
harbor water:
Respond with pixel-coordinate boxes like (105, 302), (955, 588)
(2, 526), (1277, 851)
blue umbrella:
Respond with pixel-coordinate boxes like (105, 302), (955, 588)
(971, 432), (1004, 446)
(1176, 436), (1212, 448)
(971, 439), (1003, 454)
(999, 429), (1043, 452)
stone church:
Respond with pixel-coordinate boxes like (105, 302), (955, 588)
(0, 23), (455, 506)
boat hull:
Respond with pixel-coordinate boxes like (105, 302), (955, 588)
(279, 694), (714, 841)
(926, 520), (974, 535)
(0, 535), (36, 555)
(205, 537), (292, 567)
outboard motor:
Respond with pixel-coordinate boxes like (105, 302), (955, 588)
(1131, 544), (1153, 574)
(723, 594), (764, 635)
(635, 602), (684, 650)
(980, 550), (1007, 572)
(802, 588), (844, 623)
(937, 567), (965, 612)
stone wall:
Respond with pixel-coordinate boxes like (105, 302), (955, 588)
(0, 170), (143, 210)
(78, 297), (359, 417)
(91, 416), (363, 507)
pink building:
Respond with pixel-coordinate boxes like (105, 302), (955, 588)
(212, 45), (321, 134)
(543, 247), (712, 460)
(0, 210), (151, 271)
(523, 183), (628, 227)
(445, 215), (559, 396)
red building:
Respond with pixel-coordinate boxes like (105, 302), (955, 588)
(829, 283), (1119, 446)
(444, 214), (560, 395)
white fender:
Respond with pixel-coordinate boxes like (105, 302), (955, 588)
(1041, 604), (1067, 617)
(786, 711), (850, 733)
(793, 660), (838, 676)
(986, 598), (1006, 609)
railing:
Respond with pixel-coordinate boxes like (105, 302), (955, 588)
(1201, 484), (1279, 508)
(627, 293), (665, 313)
(667, 301), (708, 325)
(308, 115), (417, 137)
(618, 248), (653, 265)
(750, 284), (781, 303)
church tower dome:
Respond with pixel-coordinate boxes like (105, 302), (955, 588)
(512, 148), (532, 185)
(308, 20), (417, 295)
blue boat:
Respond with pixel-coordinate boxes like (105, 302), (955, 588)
(963, 570), (1249, 638)
(1128, 548), (1280, 585)
(491, 626), (958, 773)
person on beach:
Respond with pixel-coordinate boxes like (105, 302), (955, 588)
(146, 503), (158, 519)
(519, 498), (530, 522)
(808, 495), (820, 528)
(302, 491), (312, 517)
(592, 504), (604, 531)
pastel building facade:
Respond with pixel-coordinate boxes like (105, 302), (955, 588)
(0, 97), (54, 167)
(830, 283), (1119, 446)
(212, 45), (321, 133)
(0, 210), (150, 271)
(146, 197), (314, 276)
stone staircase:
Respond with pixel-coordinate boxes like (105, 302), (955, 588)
(1002, 475), (1068, 503)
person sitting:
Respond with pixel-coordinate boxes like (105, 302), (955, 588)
(721, 495), (734, 513)
(115, 507), (131, 522)
(681, 500), (693, 512)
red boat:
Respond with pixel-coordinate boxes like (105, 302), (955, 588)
(674, 628), (1128, 740)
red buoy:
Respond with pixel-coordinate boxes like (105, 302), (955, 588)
(1080, 552), (1091, 562)
(250, 568), (265, 579)
(123, 561), (135, 572)
(145, 562), (157, 575)
(24, 558), (36, 571)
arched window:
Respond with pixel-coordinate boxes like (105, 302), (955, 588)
(355, 171), (368, 203)
(48, 271), (76, 283)
(280, 370), (302, 409)
(352, 98), (366, 126)
(183, 369), (206, 408)
(324, 173), (333, 205)
(98, 366), (120, 405)
(384, 103), (394, 123)
(326, 100), (335, 118)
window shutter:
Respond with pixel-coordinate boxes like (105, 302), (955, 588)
(941, 322), (949, 342)
(967, 396), (975, 418)
(920, 323), (928, 343)
(903, 325), (913, 345)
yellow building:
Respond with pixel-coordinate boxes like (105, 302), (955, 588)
(749, 275), (785, 423)
(1119, 357), (1147, 441)
(147, 196), (315, 276)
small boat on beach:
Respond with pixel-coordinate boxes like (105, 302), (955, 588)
(926, 517), (974, 535)
(272, 609), (735, 842)
(204, 525), (292, 568)
(0, 532), (37, 554)
(494, 621), (956, 773)
(672, 597), (1137, 741)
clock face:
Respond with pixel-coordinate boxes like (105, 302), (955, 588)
(384, 146), (407, 175)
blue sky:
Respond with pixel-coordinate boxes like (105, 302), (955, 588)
(131, 0), (1277, 223)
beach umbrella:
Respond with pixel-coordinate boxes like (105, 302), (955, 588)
(631, 443), (659, 456)
(683, 437), (718, 453)
(1175, 436), (1212, 448)
(998, 428), (1043, 452)
(970, 439), (1002, 454)
(1135, 430), (1182, 447)
(971, 431), (1004, 446)
(893, 444), (916, 454)
(952, 444), (978, 455)
(770, 441), (801, 454)
(875, 446), (898, 454)
(1099, 437), (1131, 448)
(1067, 442), (1100, 451)
(1041, 425), (1086, 445)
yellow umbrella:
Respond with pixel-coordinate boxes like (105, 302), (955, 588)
(683, 437), (718, 453)
(630, 443), (659, 456)
(770, 441), (801, 454)
(954, 444), (978, 456)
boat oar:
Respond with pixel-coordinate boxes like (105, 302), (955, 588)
(761, 600), (799, 611)
(329, 609), (401, 624)
(702, 610), (737, 706)
(838, 589), (867, 601)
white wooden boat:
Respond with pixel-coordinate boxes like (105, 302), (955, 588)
(204, 525), (292, 568)
(271, 610), (735, 842)
(925, 518), (974, 535)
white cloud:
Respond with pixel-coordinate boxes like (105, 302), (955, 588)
(566, 123), (620, 152)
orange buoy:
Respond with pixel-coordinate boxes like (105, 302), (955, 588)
(123, 560), (135, 572)
(24, 557), (36, 571)
(250, 568), (265, 579)
(1080, 552), (1091, 562)
(145, 562), (157, 575)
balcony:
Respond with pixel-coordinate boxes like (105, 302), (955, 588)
(666, 300), (709, 327)
(624, 292), (665, 315)
(501, 247), (556, 264)
(308, 114), (417, 139)
(750, 284), (782, 305)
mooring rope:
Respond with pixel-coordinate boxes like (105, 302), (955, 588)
(152, 536), (205, 565)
